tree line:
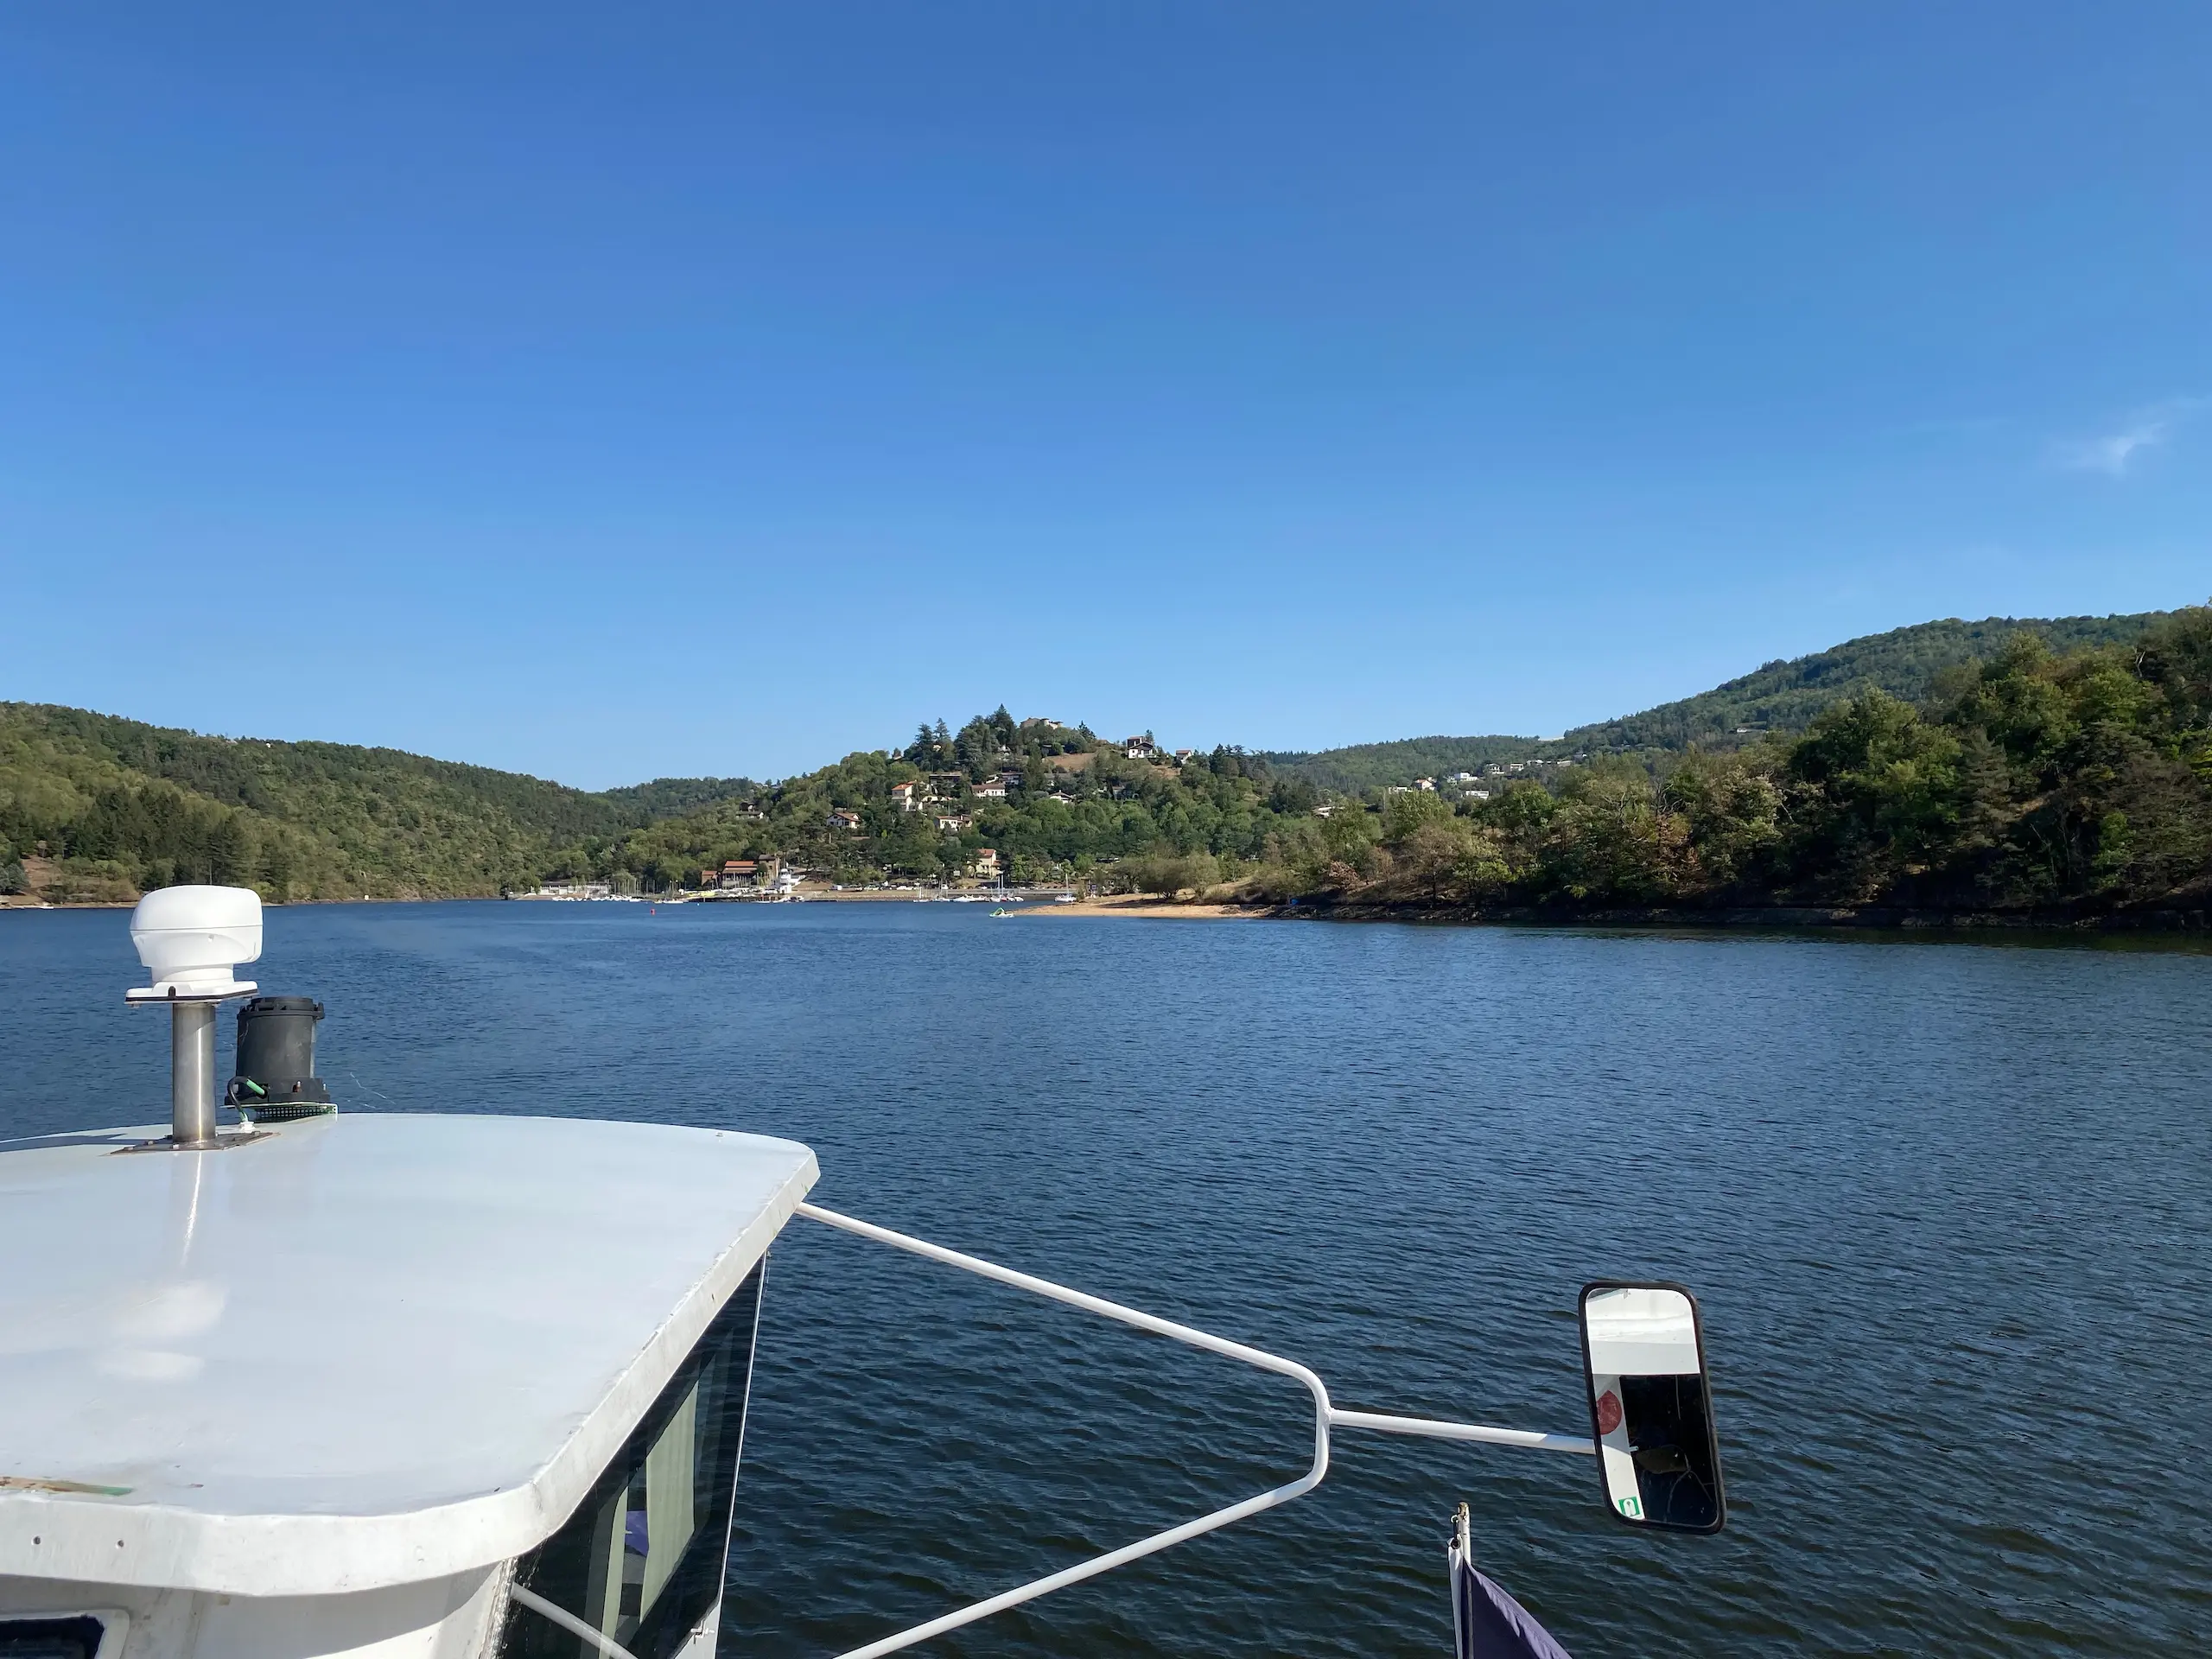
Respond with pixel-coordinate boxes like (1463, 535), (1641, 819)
(1243, 609), (2212, 919)
(6, 610), (2204, 920)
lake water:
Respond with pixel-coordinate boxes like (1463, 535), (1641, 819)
(4, 901), (2208, 1657)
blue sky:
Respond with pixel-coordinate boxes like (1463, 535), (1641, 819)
(3, 5), (2206, 787)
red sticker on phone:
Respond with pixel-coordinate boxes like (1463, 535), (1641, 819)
(1596, 1390), (1622, 1435)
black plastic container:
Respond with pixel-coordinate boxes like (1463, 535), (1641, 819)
(227, 995), (334, 1120)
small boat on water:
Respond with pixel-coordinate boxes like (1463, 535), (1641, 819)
(0, 887), (1726, 1657)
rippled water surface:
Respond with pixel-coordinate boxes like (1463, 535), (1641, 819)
(5, 902), (2209, 1656)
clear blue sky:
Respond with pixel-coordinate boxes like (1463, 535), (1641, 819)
(3, 5), (2205, 787)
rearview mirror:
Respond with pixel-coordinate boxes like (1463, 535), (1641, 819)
(1578, 1281), (1725, 1533)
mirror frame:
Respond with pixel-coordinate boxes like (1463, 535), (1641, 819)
(1577, 1279), (1726, 1535)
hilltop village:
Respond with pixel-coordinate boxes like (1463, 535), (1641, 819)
(533, 747), (1578, 900)
(540, 715), (1357, 898)
(518, 709), (1603, 904)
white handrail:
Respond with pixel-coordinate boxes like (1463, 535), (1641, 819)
(508, 1582), (639, 1659)
(794, 1201), (1585, 1659)
(1330, 1407), (1594, 1455)
(796, 1201), (1331, 1659)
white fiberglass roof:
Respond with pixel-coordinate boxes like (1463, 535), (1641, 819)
(1583, 1286), (1701, 1377)
(0, 1112), (817, 1598)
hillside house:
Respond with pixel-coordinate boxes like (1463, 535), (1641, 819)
(1415, 777), (1437, 792)
(974, 848), (1001, 880)
(830, 809), (864, 833)
(890, 782), (920, 812)
(935, 813), (971, 833)
(972, 779), (1007, 800)
(1124, 735), (1157, 760)
(715, 857), (781, 891)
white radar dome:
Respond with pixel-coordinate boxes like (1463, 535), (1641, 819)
(128, 884), (264, 1001)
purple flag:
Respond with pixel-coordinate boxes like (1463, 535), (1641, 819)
(1449, 1505), (1572, 1659)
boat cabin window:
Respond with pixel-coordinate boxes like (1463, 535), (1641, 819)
(0, 1618), (109, 1659)
(501, 1263), (765, 1659)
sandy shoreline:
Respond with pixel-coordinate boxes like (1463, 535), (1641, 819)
(1011, 896), (1270, 919)
(790, 888), (1272, 917)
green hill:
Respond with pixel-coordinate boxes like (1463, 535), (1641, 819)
(598, 776), (764, 819)
(1262, 612), (2170, 791)
(1250, 734), (1535, 796)
(3, 605), (2195, 908)
(1566, 611), (2167, 753)
(0, 698), (1294, 903)
(1249, 608), (2212, 922)
(595, 718), (1300, 893)
(0, 704), (735, 903)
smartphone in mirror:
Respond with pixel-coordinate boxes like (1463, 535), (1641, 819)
(1579, 1281), (1725, 1533)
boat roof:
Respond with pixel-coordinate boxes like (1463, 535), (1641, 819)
(0, 1112), (817, 1598)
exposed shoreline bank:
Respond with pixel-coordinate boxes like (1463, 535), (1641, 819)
(1018, 897), (1264, 919)
(10, 889), (2206, 937)
(1020, 894), (2212, 934)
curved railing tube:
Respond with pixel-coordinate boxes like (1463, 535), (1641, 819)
(796, 1202), (1332, 1659)
(794, 1202), (1587, 1659)
(509, 1204), (1586, 1659)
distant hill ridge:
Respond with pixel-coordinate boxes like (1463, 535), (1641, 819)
(1261, 611), (2169, 792)
(0, 607), (2182, 900)
(0, 702), (760, 901)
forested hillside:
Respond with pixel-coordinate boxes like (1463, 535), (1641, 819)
(0, 700), (1307, 902)
(1567, 611), (2165, 754)
(599, 776), (762, 819)
(591, 714), (1308, 892)
(0, 706), (694, 902)
(1250, 734), (1537, 797)
(4, 607), (2205, 923)
(1263, 611), (2168, 791)
(1249, 609), (2212, 923)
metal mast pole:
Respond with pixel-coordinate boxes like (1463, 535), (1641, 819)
(171, 1001), (219, 1147)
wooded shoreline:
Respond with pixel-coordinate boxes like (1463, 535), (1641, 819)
(1028, 894), (2212, 933)
(8, 608), (2208, 922)
(13, 885), (2207, 938)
